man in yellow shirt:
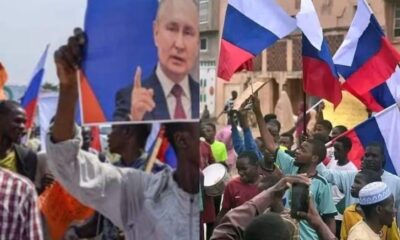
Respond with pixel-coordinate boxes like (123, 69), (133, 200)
(348, 182), (398, 240)
(341, 170), (400, 240)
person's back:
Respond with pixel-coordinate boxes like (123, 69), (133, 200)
(0, 168), (43, 240)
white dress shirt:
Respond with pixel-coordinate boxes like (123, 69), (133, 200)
(45, 126), (199, 240)
(156, 64), (192, 119)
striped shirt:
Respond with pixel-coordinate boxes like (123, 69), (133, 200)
(0, 168), (43, 239)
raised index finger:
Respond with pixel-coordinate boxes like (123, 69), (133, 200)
(133, 66), (142, 89)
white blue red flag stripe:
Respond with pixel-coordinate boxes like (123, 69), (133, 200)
(340, 104), (400, 175)
(218, 0), (296, 81)
(297, 0), (342, 107)
(21, 44), (50, 129)
(333, 0), (400, 112)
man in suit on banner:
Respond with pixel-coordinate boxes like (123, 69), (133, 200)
(113, 0), (200, 122)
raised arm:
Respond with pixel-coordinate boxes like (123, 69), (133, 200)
(251, 95), (277, 154)
(212, 176), (311, 240)
(53, 28), (84, 143)
(48, 28), (151, 229)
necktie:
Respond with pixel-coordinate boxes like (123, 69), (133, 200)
(171, 84), (187, 119)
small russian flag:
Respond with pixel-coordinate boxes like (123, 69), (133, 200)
(21, 45), (50, 129)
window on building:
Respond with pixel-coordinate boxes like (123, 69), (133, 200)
(395, 3), (400, 37)
(200, 0), (209, 24)
(200, 38), (208, 52)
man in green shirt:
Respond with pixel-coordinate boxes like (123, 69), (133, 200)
(202, 122), (228, 163)
(252, 95), (337, 240)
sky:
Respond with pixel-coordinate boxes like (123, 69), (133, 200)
(0, 0), (87, 86)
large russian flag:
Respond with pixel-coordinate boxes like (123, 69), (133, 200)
(21, 45), (50, 129)
(338, 104), (400, 175)
(333, 0), (400, 112)
(218, 0), (296, 81)
(297, 0), (342, 107)
(80, 0), (158, 123)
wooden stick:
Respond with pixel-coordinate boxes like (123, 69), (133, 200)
(145, 126), (165, 173)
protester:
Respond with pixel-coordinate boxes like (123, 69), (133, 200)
(200, 140), (217, 240)
(202, 122), (228, 164)
(222, 91), (238, 115)
(201, 121), (228, 219)
(0, 100), (53, 192)
(202, 105), (211, 121)
(0, 168), (44, 239)
(327, 136), (357, 237)
(216, 126), (237, 174)
(279, 132), (294, 151)
(314, 120), (333, 140)
(230, 108), (263, 161)
(328, 137), (357, 171)
(331, 125), (348, 139)
(211, 175), (337, 240)
(64, 123), (167, 239)
(252, 95), (337, 239)
(347, 182), (398, 240)
(341, 170), (400, 240)
(49, 31), (200, 239)
(217, 151), (260, 221)
(317, 143), (400, 223)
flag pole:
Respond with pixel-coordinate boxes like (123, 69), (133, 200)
(303, 91), (307, 139)
(145, 125), (165, 173)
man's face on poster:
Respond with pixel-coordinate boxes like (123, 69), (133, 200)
(153, 0), (199, 81)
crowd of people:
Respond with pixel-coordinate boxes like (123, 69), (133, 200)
(3, 87), (398, 239)
(1, 0), (399, 239)
(200, 94), (400, 240)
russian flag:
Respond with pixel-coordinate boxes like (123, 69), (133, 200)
(297, 0), (342, 107)
(146, 124), (177, 169)
(218, 0), (296, 81)
(337, 104), (400, 175)
(333, 0), (400, 112)
(21, 45), (50, 129)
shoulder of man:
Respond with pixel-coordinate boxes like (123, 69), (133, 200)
(14, 144), (38, 172)
(0, 168), (36, 192)
(312, 173), (330, 186)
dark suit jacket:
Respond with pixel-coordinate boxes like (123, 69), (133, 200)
(113, 71), (199, 121)
(14, 144), (38, 183)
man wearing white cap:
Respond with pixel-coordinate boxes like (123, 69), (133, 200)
(348, 182), (398, 240)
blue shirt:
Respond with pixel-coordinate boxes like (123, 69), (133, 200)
(231, 126), (263, 160)
(276, 150), (337, 240)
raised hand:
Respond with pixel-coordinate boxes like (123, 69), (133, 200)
(130, 67), (155, 121)
(269, 175), (311, 199)
(54, 28), (85, 90)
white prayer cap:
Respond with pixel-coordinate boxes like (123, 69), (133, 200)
(359, 182), (391, 206)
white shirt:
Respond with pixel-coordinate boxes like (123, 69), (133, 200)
(327, 159), (357, 221)
(327, 159), (357, 172)
(156, 64), (191, 119)
(45, 126), (199, 240)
